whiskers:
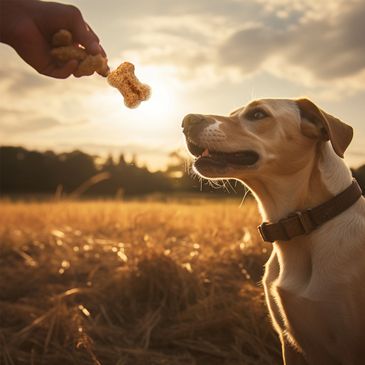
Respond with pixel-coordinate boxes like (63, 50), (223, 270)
(182, 137), (251, 203)
(239, 184), (251, 208)
(184, 157), (251, 201)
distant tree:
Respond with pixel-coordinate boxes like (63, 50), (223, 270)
(58, 150), (97, 192)
(0, 147), (58, 193)
(118, 154), (126, 166)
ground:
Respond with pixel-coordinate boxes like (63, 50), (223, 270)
(0, 198), (280, 365)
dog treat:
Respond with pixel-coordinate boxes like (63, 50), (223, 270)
(51, 46), (87, 62)
(51, 29), (109, 77)
(107, 62), (151, 108)
(52, 29), (73, 47)
(74, 54), (109, 77)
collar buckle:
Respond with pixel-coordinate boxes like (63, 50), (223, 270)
(258, 222), (273, 242)
(288, 209), (314, 235)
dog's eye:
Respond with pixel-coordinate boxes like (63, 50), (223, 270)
(246, 108), (268, 120)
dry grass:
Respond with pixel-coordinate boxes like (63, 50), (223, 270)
(0, 198), (280, 365)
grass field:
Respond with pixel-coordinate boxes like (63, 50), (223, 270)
(0, 198), (280, 365)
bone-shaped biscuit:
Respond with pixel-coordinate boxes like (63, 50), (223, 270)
(75, 54), (109, 77)
(51, 46), (86, 62)
(52, 29), (73, 47)
(51, 29), (109, 77)
(107, 62), (151, 108)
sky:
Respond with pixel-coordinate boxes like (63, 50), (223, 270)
(1, 0), (365, 170)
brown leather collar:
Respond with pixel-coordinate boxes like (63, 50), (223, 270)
(258, 179), (363, 242)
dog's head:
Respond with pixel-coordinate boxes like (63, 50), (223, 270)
(182, 98), (353, 180)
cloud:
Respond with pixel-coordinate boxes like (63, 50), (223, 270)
(219, 0), (365, 84)
(0, 48), (59, 95)
(0, 48), (107, 100)
(0, 114), (61, 134)
(102, 0), (365, 96)
(119, 13), (235, 64)
(4, 0), (362, 96)
(0, 107), (88, 134)
(8, 71), (51, 95)
(74, 0), (260, 18)
(219, 25), (285, 74)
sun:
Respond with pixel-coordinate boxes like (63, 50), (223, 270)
(129, 63), (180, 119)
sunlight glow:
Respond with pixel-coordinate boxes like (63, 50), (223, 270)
(134, 64), (179, 119)
(86, 63), (183, 133)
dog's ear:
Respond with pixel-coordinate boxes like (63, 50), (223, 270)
(296, 98), (353, 158)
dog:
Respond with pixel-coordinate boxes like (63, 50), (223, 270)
(182, 98), (365, 365)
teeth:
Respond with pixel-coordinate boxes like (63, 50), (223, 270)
(202, 148), (210, 157)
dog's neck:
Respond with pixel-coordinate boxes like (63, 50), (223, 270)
(246, 143), (353, 224)
(244, 143), (357, 287)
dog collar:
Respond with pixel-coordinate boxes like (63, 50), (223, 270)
(258, 179), (363, 242)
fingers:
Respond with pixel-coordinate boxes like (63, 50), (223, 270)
(85, 23), (107, 58)
(69, 9), (102, 56)
(11, 21), (77, 79)
(39, 3), (105, 55)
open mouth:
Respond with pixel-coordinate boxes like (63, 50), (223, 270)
(187, 140), (259, 167)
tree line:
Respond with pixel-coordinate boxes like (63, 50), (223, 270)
(0, 146), (232, 197)
(0, 146), (364, 197)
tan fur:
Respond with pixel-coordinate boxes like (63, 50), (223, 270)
(183, 98), (365, 365)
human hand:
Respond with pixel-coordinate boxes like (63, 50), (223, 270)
(0, 0), (106, 79)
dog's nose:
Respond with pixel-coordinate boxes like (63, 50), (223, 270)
(182, 114), (205, 132)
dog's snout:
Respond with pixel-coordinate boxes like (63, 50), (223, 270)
(182, 114), (205, 132)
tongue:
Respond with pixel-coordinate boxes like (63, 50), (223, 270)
(201, 149), (210, 157)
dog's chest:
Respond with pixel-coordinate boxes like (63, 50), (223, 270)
(265, 251), (365, 362)
(264, 246), (334, 350)
(274, 283), (332, 348)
